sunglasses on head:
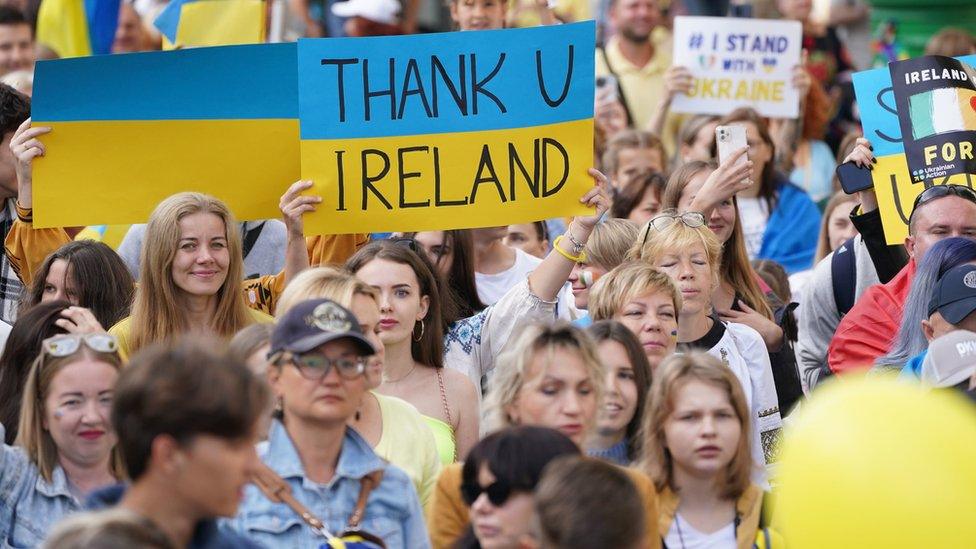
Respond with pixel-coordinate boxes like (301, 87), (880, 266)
(641, 211), (706, 247)
(910, 185), (976, 222)
(42, 334), (119, 358)
(460, 480), (514, 507)
(391, 237), (421, 254)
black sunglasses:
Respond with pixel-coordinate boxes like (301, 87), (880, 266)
(460, 480), (513, 507)
(391, 237), (421, 254)
(910, 185), (976, 222)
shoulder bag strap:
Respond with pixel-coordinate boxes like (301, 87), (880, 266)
(598, 46), (634, 126)
(250, 462), (335, 539)
(346, 470), (385, 529)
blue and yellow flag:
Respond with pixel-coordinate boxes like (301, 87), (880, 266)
(154, 0), (265, 49)
(36, 0), (121, 58)
(31, 44), (299, 228)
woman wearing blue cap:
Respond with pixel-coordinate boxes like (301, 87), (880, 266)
(228, 298), (429, 548)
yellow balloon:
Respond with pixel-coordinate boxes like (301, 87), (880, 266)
(774, 375), (976, 547)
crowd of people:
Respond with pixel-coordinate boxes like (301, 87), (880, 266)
(0, 0), (974, 547)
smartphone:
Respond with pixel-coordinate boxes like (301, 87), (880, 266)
(716, 124), (748, 168)
(595, 75), (618, 105)
(836, 161), (874, 194)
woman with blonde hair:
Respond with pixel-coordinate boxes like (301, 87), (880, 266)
(272, 266), (442, 505)
(814, 191), (859, 264)
(109, 192), (271, 357)
(588, 261), (680, 370)
(664, 160), (805, 415)
(631, 211), (782, 482)
(427, 322), (662, 549)
(642, 352), (778, 548)
(0, 333), (125, 547)
(566, 218), (640, 319)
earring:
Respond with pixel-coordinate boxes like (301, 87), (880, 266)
(413, 319), (425, 342)
(274, 396), (283, 413)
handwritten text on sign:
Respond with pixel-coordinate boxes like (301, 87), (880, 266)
(297, 23), (595, 234)
(672, 16), (801, 119)
(853, 54), (976, 244)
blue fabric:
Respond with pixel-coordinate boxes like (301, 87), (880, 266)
(758, 178), (822, 274)
(152, 0), (186, 42)
(572, 314), (592, 328)
(788, 140), (837, 206)
(587, 440), (629, 465)
(0, 425), (82, 547)
(227, 420), (430, 549)
(87, 484), (261, 549)
(901, 350), (926, 380)
(84, 0), (121, 54)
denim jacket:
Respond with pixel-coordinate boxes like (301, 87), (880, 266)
(226, 420), (430, 549)
(0, 426), (82, 548)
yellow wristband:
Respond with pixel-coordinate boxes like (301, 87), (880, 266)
(553, 235), (587, 263)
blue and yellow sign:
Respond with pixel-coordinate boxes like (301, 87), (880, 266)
(297, 22), (596, 234)
(31, 44), (300, 229)
(853, 53), (976, 244)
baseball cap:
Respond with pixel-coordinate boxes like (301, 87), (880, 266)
(920, 329), (976, 388)
(331, 0), (400, 24)
(928, 264), (976, 324)
(269, 298), (376, 358)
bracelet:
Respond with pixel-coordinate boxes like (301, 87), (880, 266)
(553, 235), (587, 263)
(565, 226), (586, 254)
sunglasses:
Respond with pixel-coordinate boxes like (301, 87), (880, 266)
(276, 353), (367, 381)
(641, 211), (706, 247)
(42, 334), (119, 358)
(910, 185), (976, 220)
(391, 237), (421, 254)
(461, 480), (513, 507)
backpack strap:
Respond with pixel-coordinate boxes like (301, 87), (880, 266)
(598, 46), (634, 127)
(831, 237), (858, 317)
(241, 221), (266, 260)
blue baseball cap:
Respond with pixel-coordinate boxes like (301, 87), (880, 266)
(928, 264), (976, 325)
(270, 298), (376, 357)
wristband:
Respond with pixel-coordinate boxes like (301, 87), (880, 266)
(553, 236), (586, 263)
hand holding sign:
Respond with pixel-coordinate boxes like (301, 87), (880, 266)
(575, 168), (612, 231)
(279, 179), (322, 239)
(10, 118), (52, 210)
(664, 65), (695, 101)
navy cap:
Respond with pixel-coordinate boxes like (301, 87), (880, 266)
(269, 298), (376, 358)
(928, 264), (976, 325)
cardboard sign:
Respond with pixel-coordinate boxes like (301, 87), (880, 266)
(852, 54), (976, 244)
(671, 16), (802, 119)
(31, 43), (300, 229)
(297, 22), (595, 234)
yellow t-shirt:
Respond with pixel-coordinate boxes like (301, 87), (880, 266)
(109, 308), (272, 360)
(372, 392), (442, 507)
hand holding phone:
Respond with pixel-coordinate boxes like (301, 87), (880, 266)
(836, 161), (875, 194)
(716, 125), (748, 168)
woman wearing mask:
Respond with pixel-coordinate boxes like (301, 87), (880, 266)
(630, 211), (782, 481)
(274, 266), (442, 505)
(232, 298), (429, 548)
(454, 427), (579, 549)
(642, 352), (778, 548)
(0, 333), (124, 547)
(585, 320), (652, 465)
(427, 322), (661, 549)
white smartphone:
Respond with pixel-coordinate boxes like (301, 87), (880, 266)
(715, 124), (748, 167)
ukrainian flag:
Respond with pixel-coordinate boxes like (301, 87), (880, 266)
(36, 0), (120, 58)
(154, 0), (265, 50)
(31, 43), (299, 229)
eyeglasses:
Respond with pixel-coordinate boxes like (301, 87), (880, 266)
(391, 237), (421, 254)
(42, 334), (119, 358)
(278, 353), (367, 381)
(461, 480), (513, 507)
(910, 185), (976, 222)
(641, 211), (706, 247)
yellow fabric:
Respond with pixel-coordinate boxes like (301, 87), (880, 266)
(109, 308), (272, 360)
(421, 414), (456, 466)
(241, 233), (371, 316)
(595, 29), (683, 155)
(373, 392), (442, 507)
(36, 0), (93, 58)
(167, 0), (265, 49)
(4, 205), (72, 288)
(427, 463), (661, 549)
(73, 225), (132, 249)
(657, 484), (777, 549)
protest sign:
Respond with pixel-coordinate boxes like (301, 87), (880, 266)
(31, 44), (300, 229)
(297, 22), (595, 234)
(852, 54), (976, 244)
(671, 16), (802, 119)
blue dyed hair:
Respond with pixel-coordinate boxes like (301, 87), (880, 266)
(876, 237), (976, 370)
